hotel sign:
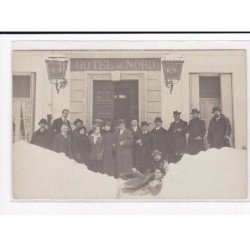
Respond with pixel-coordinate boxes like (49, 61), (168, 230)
(70, 58), (161, 71)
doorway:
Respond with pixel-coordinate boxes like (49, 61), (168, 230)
(93, 80), (138, 125)
(199, 76), (221, 148)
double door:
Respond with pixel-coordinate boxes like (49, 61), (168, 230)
(93, 80), (138, 125)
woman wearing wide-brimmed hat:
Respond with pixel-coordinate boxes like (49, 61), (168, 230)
(188, 108), (206, 155)
(73, 125), (90, 165)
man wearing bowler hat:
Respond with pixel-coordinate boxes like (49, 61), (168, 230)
(207, 107), (231, 149)
(30, 119), (50, 149)
(151, 117), (170, 160)
(137, 121), (154, 173)
(188, 108), (206, 155)
(72, 119), (84, 137)
(168, 111), (188, 160)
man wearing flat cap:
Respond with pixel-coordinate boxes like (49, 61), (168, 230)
(188, 108), (206, 155)
(151, 117), (171, 160)
(30, 119), (50, 149)
(207, 107), (231, 149)
(168, 111), (188, 160)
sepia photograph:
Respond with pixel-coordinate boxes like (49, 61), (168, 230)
(11, 39), (248, 200)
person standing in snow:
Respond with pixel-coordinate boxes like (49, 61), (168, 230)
(52, 123), (73, 158)
(72, 119), (84, 138)
(188, 108), (206, 155)
(73, 125), (90, 165)
(50, 109), (72, 138)
(137, 121), (154, 173)
(102, 121), (117, 177)
(207, 107), (231, 149)
(129, 119), (143, 170)
(116, 119), (134, 179)
(30, 119), (50, 149)
(151, 117), (171, 160)
(168, 111), (188, 162)
(88, 126), (104, 173)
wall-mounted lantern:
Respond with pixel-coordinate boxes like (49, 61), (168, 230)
(161, 55), (184, 94)
(45, 57), (69, 93)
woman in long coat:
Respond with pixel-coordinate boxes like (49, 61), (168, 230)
(52, 124), (73, 159)
(116, 119), (134, 179)
(73, 125), (90, 165)
(102, 121), (116, 177)
(88, 126), (104, 173)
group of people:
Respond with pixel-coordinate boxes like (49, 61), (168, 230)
(30, 106), (232, 180)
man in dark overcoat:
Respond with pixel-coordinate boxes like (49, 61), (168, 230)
(151, 117), (170, 160)
(168, 111), (188, 157)
(116, 119), (134, 179)
(50, 109), (72, 137)
(137, 121), (154, 173)
(188, 108), (206, 155)
(130, 119), (143, 169)
(30, 119), (50, 149)
(207, 107), (231, 149)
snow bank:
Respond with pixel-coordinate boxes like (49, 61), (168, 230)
(13, 141), (247, 200)
(159, 147), (247, 199)
(13, 141), (119, 199)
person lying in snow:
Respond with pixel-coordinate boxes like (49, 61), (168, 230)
(120, 160), (168, 196)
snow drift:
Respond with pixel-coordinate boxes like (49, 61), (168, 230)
(13, 141), (247, 200)
(13, 141), (119, 199)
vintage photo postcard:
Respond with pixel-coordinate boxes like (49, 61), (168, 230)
(11, 38), (248, 200)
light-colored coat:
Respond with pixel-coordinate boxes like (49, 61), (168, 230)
(116, 128), (134, 178)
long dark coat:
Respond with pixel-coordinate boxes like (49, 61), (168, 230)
(151, 127), (171, 159)
(30, 129), (50, 149)
(116, 128), (134, 178)
(207, 114), (231, 149)
(168, 119), (188, 155)
(188, 118), (206, 155)
(130, 126), (143, 169)
(51, 117), (71, 136)
(102, 131), (117, 177)
(138, 131), (154, 173)
(52, 133), (73, 158)
(73, 132), (90, 165)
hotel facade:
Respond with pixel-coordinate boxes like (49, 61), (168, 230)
(12, 49), (247, 149)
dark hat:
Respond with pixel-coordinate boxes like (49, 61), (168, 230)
(191, 108), (200, 114)
(154, 117), (163, 123)
(212, 107), (221, 113)
(74, 119), (83, 125)
(38, 119), (48, 125)
(104, 120), (111, 125)
(151, 149), (162, 157)
(77, 125), (87, 133)
(141, 121), (149, 126)
(118, 119), (125, 125)
(94, 118), (104, 125)
(173, 111), (181, 116)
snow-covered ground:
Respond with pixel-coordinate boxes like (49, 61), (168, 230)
(13, 141), (247, 200)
